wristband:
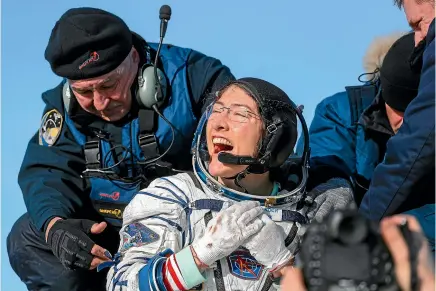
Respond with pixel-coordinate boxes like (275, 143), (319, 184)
(175, 247), (207, 289)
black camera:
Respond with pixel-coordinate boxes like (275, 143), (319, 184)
(299, 208), (416, 291)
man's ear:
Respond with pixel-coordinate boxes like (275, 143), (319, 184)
(131, 47), (140, 64)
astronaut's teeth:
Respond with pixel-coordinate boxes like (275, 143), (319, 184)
(212, 137), (232, 146)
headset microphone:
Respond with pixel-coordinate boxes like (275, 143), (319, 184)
(154, 5), (171, 103)
(139, 5), (176, 166)
(217, 152), (260, 165)
(159, 5), (171, 38)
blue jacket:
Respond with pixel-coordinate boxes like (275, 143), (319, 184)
(359, 19), (435, 241)
(298, 81), (435, 249)
(298, 22), (435, 248)
(296, 82), (391, 199)
(18, 40), (235, 232)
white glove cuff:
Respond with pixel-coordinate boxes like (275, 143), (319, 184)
(191, 240), (220, 267)
(268, 249), (294, 272)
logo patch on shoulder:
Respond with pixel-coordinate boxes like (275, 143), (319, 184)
(121, 223), (160, 251)
(227, 250), (264, 280)
(39, 109), (63, 146)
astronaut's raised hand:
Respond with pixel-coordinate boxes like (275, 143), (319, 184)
(191, 200), (264, 267)
(243, 214), (293, 272)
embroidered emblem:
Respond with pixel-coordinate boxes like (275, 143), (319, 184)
(99, 191), (120, 201)
(79, 51), (99, 70)
(98, 208), (123, 219)
(121, 223), (160, 251)
(227, 250), (264, 280)
(39, 109), (63, 146)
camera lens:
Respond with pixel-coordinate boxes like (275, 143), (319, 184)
(330, 211), (368, 244)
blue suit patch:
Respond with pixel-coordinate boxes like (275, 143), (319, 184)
(121, 223), (160, 251)
(227, 250), (264, 280)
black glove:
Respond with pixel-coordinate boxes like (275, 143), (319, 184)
(47, 219), (98, 270)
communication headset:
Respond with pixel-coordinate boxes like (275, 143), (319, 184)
(61, 6), (178, 166)
(135, 48), (168, 110)
(135, 5), (172, 111)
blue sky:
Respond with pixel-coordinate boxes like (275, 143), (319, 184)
(1, 0), (409, 289)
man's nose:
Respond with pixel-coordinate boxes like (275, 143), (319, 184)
(93, 91), (110, 111)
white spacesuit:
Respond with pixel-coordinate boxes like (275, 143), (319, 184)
(104, 78), (354, 291)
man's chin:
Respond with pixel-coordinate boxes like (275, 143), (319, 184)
(100, 111), (127, 122)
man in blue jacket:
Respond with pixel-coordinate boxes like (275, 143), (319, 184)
(359, 0), (435, 249)
(298, 29), (435, 247)
(298, 32), (422, 201)
(6, 7), (235, 291)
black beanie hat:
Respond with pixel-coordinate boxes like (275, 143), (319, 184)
(44, 7), (133, 80)
(379, 32), (421, 112)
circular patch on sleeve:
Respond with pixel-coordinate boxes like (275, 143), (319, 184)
(39, 109), (63, 146)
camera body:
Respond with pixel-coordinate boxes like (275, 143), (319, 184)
(300, 209), (402, 291)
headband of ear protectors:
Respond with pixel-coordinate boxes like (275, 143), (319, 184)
(190, 77), (311, 206)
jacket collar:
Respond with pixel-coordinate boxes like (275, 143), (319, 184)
(359, 90), (395, 137)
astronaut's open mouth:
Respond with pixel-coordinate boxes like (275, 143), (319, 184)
(214, 144), (233, 153)
(212, 137), (233, 153)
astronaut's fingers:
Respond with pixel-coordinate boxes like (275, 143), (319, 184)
(242, 218), (264, 238)
(228, 200), (261, 217)
(238, 206), (264, 226)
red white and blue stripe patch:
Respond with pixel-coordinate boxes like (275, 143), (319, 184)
(163, 254), (188, 291)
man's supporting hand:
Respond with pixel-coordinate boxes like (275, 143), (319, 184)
(46, 217), (112, 270)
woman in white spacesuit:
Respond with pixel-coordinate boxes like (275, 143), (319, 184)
(103, 77), (354, 291)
